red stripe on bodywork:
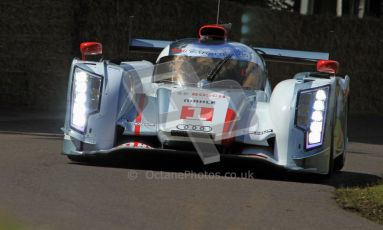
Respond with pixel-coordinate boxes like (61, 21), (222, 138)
(222, 108), (236, 146)
(134, 95), (146, 135)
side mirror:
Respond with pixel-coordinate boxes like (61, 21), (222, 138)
(80, 42), (102, 61)
(316, 60), (339, 75)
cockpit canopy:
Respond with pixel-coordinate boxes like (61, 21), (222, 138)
(155, 38), (267, 90)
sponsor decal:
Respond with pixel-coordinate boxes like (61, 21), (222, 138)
(177, 92), (227, 99)
(171, 47), (186, 53)
(176, 124), (213, 132)
(180, 106), (214, 121)
(129, 122), (156, 127)
(253, 129), (273, 135)
(120, 142), (153, 149)
(191, 92), (226, 99)
(183, 99), (215, 105)
(175, 91), (190, 96)
(177, 49), (251, 59)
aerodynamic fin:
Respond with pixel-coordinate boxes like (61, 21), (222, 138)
(130, 39), (171, 53)
(129, 38), (329, 65)
(253, 47), (329, 65)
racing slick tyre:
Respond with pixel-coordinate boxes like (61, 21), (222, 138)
(67, 155), (91, 163)
(334, 153), (345, 172)
(325, 107), (337, 177)
(333, 97), (349, 172)
(326, 145), (334, 177)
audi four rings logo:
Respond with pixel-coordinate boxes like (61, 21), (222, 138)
(176, 124), (213, 132)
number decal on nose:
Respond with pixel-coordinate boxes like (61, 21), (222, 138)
(180, 106), (214, 121)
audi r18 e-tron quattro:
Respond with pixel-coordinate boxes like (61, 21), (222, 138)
(62, 24), (350, 175)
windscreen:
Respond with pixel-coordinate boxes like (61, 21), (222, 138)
(154, 56), (266, 90)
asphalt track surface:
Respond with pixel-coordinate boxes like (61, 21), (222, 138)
(0, 112), (382, 230)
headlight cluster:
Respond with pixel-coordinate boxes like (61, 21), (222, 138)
(70, 68), (102, 133)
(296, 86), (330, 150)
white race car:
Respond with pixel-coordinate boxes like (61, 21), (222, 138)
(62, 24), (350, 176)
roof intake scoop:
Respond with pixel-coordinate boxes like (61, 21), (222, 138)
(199, 25), (227, 41)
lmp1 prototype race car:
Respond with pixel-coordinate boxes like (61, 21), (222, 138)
(62, 24), (350, 176)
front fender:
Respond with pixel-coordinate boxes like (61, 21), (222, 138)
(269, 79), (297, 165)
(269, 78), (337, 174)
(63, 60), (124, 152)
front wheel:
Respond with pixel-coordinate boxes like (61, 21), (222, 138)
(334, 95), (349, 172)
(67, 155), (91, 163)
(325, 108), (337, 177)
(334, 152), (345, 171)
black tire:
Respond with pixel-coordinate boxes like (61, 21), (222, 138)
(334, 153), (345, 171)
(326, 144), (335, 177)
(334, 96), (349, 172)
(67, 155), (90, 163)
(326, 104), (337, 177)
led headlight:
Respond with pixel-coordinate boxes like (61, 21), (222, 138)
(296, 86), (330, 150)
(70, 68), (102, 133)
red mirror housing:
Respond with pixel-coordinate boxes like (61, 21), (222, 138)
(316, 60), (339, 74)
(80, 42), (102, 60)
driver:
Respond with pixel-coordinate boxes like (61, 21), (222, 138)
(166, 55), (263, 90)
(242, 62), (263, 89)
(168, 56), (199, 85)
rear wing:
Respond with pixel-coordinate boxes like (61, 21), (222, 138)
(130, 39), (171, 53)
(130, 39), (329, 65)
(253, 47), (328, 65)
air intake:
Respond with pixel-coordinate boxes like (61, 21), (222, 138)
(199, 25), (227, 41)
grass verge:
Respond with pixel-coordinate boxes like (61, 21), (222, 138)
(335, 182), (383, 225)
(0, 217), (26, 230)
